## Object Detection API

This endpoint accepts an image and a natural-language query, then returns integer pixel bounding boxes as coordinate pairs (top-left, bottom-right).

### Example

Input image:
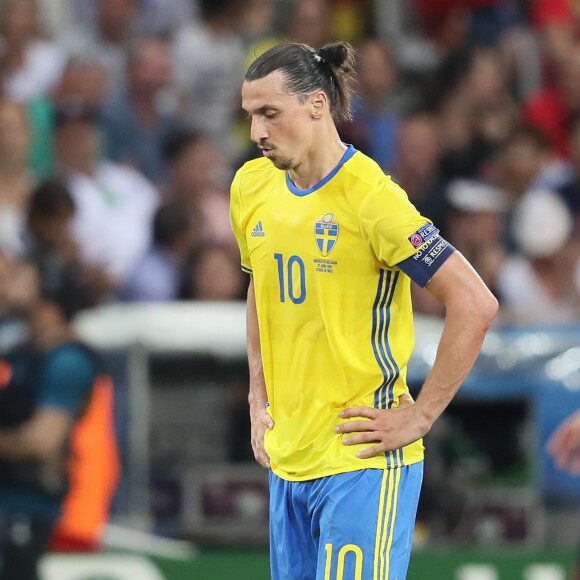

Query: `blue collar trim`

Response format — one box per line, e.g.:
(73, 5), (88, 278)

(286, 144), (357, 197)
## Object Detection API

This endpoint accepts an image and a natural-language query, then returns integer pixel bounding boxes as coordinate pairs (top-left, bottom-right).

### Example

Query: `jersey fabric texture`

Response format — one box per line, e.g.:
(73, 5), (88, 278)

(269, 464), (423, 580)
(230, 145), (454, 481)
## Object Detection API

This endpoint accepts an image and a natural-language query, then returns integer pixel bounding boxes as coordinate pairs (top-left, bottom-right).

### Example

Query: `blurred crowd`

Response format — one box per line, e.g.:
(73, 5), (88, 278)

(0, 0), (578, 326)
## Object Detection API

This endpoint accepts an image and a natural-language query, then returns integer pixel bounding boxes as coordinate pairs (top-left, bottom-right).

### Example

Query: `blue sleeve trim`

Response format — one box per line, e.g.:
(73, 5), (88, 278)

(397, 235), (456, 288)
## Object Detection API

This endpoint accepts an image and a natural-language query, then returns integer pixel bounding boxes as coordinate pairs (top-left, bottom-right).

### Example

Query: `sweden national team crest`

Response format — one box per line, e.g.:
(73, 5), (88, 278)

(315, 213), (339, 256)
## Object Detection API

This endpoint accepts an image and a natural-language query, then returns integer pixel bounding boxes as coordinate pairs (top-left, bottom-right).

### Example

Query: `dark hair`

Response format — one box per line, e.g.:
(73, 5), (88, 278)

(245, 42), (358, 122)
(28, 178), (75, 223)
(161, 129), (202, 165)
(199, 0), (238, 19)
(504, 124), (548, 152)
(153, 201), (190, 248)
(53, 99), (100, 129)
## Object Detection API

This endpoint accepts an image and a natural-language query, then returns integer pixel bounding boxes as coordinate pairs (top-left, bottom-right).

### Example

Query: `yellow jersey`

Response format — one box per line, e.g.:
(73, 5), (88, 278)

(230, 146), (449, 481)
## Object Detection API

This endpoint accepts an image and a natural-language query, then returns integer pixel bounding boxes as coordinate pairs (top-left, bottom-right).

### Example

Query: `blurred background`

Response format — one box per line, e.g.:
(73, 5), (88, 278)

(0, 0), (579, 578)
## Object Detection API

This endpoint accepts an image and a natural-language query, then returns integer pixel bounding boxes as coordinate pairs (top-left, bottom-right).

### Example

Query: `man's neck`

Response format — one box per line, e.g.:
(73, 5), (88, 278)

(289, 135), (347, 190)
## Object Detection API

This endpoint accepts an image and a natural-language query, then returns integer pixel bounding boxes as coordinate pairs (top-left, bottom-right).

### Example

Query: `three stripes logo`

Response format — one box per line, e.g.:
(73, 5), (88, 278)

(251, 221), (266, 237)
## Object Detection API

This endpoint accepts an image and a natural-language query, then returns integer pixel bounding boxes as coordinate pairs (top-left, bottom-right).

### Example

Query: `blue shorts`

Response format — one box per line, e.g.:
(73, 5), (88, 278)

(269, 463), (423, 580)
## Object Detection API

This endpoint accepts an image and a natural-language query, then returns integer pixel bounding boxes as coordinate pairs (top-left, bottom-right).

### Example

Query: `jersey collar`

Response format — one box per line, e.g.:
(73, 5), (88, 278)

(286, 144), (357, 197)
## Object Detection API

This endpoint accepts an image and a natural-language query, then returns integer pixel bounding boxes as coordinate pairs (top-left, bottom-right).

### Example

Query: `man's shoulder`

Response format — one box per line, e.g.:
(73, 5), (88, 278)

(234, 157), (278, 187)
(342, 149), (397, 198)
(48, 342), (99, 371)
(344, 149), (389, 188)
(237, 156), (274, 174)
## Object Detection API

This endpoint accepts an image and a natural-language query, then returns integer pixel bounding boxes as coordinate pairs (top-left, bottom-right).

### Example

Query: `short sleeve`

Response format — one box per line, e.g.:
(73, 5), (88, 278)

(37, 345), (97, 416)
(359, 179), (437, 268)
(230, 169), (252, 274)
(359, 178), (456, 286)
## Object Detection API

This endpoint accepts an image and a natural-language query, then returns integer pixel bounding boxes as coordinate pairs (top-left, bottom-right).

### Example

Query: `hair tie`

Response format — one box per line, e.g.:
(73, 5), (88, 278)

(313, 51), (325, 64)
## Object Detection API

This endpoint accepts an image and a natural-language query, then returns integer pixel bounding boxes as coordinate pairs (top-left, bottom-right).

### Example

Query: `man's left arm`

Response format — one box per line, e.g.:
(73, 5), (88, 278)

(0, 345), (96, 463)
(0, 409), (73, 462)
(337, 252), (498, 458)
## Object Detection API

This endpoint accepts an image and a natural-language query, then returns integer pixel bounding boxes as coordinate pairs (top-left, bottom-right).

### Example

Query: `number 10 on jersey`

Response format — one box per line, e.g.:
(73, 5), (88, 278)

(274, 253), (306, 304)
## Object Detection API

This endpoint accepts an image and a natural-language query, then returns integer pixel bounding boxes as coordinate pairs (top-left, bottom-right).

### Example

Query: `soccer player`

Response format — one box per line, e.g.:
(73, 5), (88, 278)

(230, 41), (498, 580)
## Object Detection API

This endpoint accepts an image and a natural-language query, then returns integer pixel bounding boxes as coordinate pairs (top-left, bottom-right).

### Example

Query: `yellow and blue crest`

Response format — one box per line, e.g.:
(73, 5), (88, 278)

(315, 212), (339, 256)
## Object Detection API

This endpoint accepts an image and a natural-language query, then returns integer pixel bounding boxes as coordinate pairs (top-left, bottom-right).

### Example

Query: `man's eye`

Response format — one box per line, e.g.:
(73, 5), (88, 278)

(264, 111), (277, 119)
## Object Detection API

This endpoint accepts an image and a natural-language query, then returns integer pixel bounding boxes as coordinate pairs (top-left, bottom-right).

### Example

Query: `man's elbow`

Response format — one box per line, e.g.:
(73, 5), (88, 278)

(448, 287), (499, 332)
(481, 293), (499, 330)
(471, 290), (499, 333)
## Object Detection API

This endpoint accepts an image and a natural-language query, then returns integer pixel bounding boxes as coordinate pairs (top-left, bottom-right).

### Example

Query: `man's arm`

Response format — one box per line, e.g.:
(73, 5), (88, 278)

(247, 278), (274, 469)
(0, 408), (73, 462)
(547, 410), (580, 474)
(337, 252), (498, 457)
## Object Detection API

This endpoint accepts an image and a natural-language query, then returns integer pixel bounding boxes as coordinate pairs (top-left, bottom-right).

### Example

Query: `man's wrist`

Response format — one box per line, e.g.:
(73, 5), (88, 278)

(248, 389), (267, 410)
(413, 399), (440, 434)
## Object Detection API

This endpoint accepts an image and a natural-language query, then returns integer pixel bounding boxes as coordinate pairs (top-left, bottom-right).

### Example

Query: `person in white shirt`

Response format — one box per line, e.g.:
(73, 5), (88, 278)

(0, 0), (66, 103)
(496, 190), (580, 325)
(53, 101), (158, 291)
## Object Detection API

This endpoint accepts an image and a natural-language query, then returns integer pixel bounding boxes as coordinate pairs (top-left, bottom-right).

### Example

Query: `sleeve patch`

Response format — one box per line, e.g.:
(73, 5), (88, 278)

(408, 223), (438, 248)
(397, 235), (456, 287)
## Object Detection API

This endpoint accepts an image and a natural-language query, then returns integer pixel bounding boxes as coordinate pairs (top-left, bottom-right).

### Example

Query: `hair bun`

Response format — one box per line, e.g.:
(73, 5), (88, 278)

(318, 42), (351, 68)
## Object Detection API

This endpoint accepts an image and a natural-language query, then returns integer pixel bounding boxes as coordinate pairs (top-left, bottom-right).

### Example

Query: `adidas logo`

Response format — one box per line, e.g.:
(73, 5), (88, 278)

(251, 221), (266, 237)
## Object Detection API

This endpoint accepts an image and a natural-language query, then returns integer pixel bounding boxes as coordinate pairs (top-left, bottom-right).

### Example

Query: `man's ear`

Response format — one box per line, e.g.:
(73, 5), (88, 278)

(310, 90), (328, 119)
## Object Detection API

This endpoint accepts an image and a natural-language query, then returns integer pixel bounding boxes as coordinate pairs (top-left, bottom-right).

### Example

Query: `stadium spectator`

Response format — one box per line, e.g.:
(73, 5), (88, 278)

(61, 0), (137, 98)
(556, 116), (580, 236)
(391, 112), (449, 225)
(132, 0), (194, 38)
(101, 36), (181, 186)
(163, 131), (236, 250)
(186, 243), (246, 301)
(523, 41), (580, 158)
(0, 294), (106, 580)
(409, 179), (507, 317)
(338, 38), (402, 172)
(25, 178), (104, 311)
(0, 99), (33, 259)
(172, 0), (244, 160)
(0, 297), (108, 580)
(27, 55), (110, 179)
(0, 254), (39, 320)
(52, 56), (109, 112)
(527, 0), (577, 74)
(0, 0), (66, 103)
(286, 0), (332, 49)
(494, 124), (569, 249)
(496, 189), (580, 324)
(122, 201), (196, 302)
(444, 179), (507, 292)
(438, 46), (520, 182)
(53, 100), (158, 292)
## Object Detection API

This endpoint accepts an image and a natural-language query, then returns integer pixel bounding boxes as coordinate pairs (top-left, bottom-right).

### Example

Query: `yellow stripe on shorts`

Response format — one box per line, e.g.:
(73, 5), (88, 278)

(374, 458), (403, 580)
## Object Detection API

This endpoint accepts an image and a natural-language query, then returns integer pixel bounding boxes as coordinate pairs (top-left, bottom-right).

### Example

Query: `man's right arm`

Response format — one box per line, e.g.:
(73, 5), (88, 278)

(247, 278), (274, 469)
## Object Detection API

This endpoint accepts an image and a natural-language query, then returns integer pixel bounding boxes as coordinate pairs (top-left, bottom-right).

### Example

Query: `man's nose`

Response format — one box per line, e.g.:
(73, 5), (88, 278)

(250, 117), (268, 144)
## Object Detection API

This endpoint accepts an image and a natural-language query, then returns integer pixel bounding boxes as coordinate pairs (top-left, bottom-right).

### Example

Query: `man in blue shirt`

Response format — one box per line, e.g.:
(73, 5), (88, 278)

(0, 299), (101, 580)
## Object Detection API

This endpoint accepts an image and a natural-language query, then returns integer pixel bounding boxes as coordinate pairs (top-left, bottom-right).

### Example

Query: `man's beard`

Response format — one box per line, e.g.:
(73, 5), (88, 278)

(271, 155), (293, 170)
(260, 142), (293, 170)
